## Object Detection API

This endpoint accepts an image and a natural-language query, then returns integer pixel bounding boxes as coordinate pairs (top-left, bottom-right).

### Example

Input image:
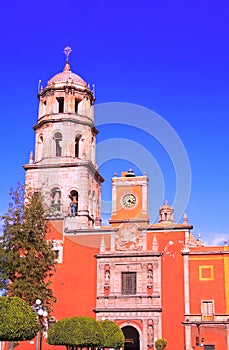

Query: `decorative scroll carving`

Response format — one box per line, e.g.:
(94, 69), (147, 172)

(147, 263), (153, 289)
(147, 319), (154, 348)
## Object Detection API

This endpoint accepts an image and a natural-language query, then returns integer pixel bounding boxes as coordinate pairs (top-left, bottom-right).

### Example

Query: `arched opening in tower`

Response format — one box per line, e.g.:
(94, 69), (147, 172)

(69, 190), (78, 216)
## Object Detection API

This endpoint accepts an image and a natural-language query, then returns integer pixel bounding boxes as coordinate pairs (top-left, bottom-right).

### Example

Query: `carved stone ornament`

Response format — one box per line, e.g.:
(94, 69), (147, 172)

(104, 264), (110, 289)
(147, 319), (154, 348)
(115, 223), (143, 251)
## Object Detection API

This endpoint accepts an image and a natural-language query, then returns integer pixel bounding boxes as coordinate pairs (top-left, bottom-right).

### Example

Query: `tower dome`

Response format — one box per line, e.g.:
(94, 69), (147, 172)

(47, 61), (87, 87)
(37, 54), (95, 122)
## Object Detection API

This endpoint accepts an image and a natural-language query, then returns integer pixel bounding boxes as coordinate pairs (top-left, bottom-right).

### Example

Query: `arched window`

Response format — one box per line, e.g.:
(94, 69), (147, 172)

(37, 134), (43, 160)
(57, 97), (64, 113)
(75, 136), (81, 158)
(54, 132), (62, 157)
(75, 99), (79, 114)
(69, 190), (78, 216)
(43, 101), (47, 115)
(51, 187), (61, 211)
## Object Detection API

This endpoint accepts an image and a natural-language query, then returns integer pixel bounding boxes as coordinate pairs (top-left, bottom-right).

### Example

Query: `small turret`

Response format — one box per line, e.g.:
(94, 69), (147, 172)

(159, 200), (174, 223)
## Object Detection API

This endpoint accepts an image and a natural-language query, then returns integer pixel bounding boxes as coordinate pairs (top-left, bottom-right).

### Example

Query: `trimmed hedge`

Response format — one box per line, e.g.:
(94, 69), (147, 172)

(0, 296), (39, 341)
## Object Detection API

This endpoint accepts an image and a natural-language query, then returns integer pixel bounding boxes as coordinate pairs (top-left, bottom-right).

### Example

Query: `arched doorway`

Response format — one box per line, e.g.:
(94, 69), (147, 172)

(122, 326), (140, 350)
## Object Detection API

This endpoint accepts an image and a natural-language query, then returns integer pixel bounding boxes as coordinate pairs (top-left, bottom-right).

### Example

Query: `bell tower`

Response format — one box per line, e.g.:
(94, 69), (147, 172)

(24, 48), (103, 228)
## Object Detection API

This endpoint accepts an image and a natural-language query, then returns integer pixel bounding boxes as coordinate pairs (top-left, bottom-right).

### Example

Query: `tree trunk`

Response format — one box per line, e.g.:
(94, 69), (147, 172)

(8, 342), (14, 350)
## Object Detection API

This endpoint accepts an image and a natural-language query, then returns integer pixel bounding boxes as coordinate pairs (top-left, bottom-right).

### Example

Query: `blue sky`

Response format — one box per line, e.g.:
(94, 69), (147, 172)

(1, 0), (229, 245)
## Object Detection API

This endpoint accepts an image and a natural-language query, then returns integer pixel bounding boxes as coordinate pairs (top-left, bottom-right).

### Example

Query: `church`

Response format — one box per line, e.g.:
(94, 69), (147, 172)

(22, 49), (229, 350)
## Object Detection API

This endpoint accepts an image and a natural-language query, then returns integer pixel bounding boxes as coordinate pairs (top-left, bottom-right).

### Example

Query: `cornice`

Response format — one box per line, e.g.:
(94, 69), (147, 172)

(93, 307), (162, 313)
(23, 160), (104, 182)
(33, 113), (95, 130)
(139, 224), (193, 231)
(95, 251), (162, 258)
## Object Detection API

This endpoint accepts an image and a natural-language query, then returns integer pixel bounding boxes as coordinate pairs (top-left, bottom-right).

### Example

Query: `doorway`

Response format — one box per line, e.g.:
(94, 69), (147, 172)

(122, 326), (140, 350)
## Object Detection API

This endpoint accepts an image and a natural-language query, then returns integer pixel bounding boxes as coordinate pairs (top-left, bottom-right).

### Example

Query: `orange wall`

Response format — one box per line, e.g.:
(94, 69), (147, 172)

(17, 222), (99, 350)
(51, 237), (98, 320)
(45, 221), (99, 318)
(148, 230), (186, 350)
(189, 256), (226, 314)
(190, 323), (227, 349)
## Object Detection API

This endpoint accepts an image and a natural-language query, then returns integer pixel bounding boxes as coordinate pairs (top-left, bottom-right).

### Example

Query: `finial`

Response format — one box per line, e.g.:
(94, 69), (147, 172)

(63, 46), (72, 62)
(100, 236), (106, 253)
(197, 233), (203, 247)
(38, 80), (42, 93)
(183, 212), (188, 224)
(92, 84), (96, 97)
(29, 151), (34, 164)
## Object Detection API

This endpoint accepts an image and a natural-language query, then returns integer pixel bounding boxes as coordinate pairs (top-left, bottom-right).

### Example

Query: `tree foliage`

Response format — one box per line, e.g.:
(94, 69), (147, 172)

(47, 316), (104, 350)
(98, 320), (125, 348)
(0, 296), (39, 341)
(0, 184), (57, 312)
(155, 338), (167, 350)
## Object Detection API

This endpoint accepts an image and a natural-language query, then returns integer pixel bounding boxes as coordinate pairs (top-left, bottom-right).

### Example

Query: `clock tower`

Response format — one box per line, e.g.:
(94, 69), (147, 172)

(95, 169), (162, 349)
(109, 169), (149, 226)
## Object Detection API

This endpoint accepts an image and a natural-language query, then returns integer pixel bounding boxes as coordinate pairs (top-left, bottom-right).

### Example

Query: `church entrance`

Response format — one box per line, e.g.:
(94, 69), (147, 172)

(122, 326), (140, 350)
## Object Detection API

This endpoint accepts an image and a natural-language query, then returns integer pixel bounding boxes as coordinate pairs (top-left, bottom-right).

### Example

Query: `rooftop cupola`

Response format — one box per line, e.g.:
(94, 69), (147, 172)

(159, 200), (174, 223)
(125, 168), (136, 177)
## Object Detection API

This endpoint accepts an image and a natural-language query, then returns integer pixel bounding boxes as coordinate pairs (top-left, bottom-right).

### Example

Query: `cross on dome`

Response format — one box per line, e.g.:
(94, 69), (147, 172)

(63, 46), (72, 62)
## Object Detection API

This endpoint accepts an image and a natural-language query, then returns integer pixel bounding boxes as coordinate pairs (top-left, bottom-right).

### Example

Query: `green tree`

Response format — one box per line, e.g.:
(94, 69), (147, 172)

(98, 320), (125, 348)
(155, 338), (167, 350)
(47, 316), (104, 350)
(0, 184), (57, 312)
(0, 296), (39, 341)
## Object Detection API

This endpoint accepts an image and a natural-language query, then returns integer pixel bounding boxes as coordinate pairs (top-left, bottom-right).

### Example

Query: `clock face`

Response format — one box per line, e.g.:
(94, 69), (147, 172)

(122, 193), (137, 208)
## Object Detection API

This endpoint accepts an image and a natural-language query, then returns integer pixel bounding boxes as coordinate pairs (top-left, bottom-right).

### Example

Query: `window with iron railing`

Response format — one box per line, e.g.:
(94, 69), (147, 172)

(122, 272), (136, 295)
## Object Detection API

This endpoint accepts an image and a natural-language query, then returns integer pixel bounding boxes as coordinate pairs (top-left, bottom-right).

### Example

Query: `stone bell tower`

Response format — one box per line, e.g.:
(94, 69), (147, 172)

(24, 47), (103, 228)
